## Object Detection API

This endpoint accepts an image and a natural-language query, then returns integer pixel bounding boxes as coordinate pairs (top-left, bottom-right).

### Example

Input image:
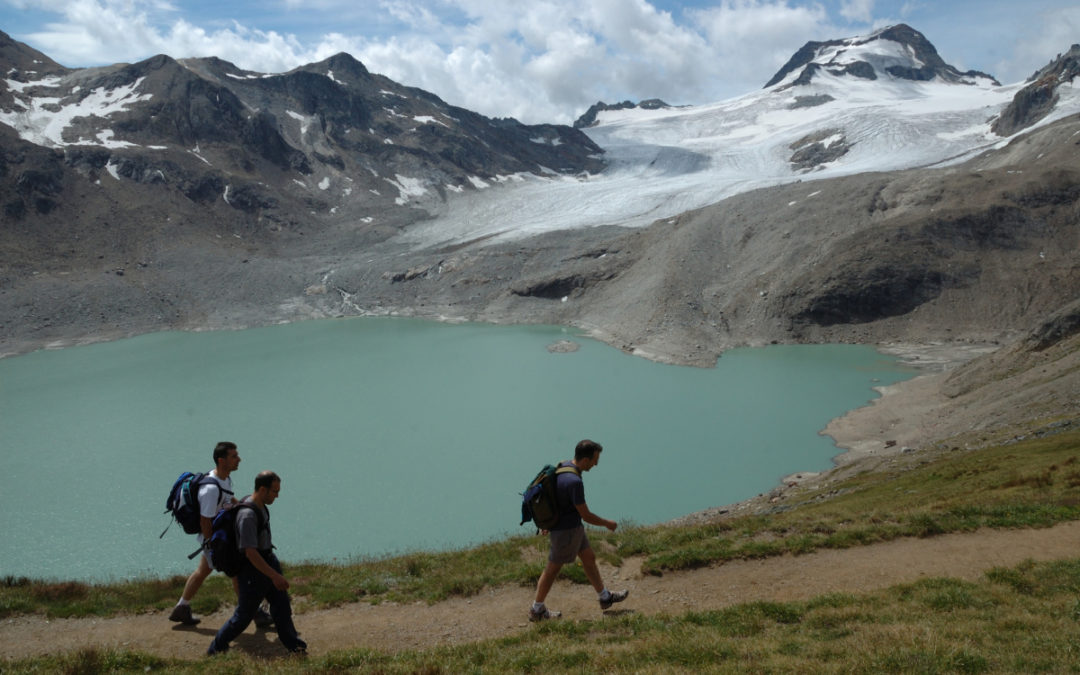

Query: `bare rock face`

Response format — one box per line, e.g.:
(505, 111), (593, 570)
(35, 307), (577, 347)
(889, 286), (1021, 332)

(993, 45), (1080, 136)
(788, 129), (851, 172)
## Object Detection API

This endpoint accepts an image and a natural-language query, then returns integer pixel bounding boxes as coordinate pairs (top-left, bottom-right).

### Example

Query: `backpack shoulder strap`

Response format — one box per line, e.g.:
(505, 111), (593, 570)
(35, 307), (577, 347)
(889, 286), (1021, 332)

(555, 465), (581, 476)
(233, 500), (268, 532)
(204, 475), (235, 499)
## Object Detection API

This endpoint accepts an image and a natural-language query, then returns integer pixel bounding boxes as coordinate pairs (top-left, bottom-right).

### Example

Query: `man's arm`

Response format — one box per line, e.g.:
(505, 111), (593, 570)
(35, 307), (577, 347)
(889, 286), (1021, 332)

(200, 516), (213, 541)
(575, 502), (617, 531)
(244, 548), (289, 590)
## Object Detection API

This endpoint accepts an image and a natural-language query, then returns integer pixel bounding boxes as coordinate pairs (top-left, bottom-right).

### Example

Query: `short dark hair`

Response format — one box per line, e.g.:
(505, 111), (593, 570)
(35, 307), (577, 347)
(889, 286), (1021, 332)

(575, 439), (603, 460)
(254, 470), (280, 491)
(212, 441), (237, 465)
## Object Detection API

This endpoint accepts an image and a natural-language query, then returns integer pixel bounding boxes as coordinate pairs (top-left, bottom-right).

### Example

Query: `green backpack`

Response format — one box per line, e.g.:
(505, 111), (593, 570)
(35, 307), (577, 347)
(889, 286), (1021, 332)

(520, 464), (581, 531)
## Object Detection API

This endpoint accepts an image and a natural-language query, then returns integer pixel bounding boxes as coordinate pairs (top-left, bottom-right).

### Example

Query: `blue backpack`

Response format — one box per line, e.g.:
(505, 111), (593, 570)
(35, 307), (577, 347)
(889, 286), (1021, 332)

(520, 464), (580, 531)
(207, 501), (268, 576)
(160, 471), (232, 538)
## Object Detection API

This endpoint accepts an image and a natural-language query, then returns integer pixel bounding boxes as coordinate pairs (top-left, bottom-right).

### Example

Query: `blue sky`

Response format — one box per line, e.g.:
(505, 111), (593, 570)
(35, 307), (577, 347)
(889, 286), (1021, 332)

(1, 1), (1077, 124)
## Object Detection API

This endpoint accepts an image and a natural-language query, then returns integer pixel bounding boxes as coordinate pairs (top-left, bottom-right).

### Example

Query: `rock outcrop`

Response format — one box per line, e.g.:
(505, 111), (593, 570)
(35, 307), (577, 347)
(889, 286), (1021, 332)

(573, 98), (672, 128)
(993, 44), (1080, 136)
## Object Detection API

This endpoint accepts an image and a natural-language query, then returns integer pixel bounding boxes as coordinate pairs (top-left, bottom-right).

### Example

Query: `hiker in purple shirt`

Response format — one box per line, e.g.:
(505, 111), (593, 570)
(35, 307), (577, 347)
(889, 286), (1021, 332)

(529, 439), (629, 621)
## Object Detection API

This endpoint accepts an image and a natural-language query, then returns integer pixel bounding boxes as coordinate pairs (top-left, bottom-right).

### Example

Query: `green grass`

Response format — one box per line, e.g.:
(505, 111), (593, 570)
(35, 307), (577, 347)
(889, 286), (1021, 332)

(3, 428), (1080, 672)
(8, 559), (1080, 673)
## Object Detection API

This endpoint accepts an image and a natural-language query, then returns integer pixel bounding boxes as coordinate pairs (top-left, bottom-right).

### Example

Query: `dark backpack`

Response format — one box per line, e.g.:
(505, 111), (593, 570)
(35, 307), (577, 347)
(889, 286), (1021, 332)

(520, 464), (581, 531)
(206, 501), (268, 577)
(160, 471), (233, 539)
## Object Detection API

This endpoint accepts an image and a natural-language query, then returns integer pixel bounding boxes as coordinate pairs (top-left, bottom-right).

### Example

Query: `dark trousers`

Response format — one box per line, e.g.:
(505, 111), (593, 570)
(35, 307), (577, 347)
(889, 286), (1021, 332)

(209, 553), (303, 654)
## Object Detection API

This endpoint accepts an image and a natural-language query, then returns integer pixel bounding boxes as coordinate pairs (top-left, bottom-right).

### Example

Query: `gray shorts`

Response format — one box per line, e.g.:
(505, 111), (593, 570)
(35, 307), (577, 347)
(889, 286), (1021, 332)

(549, 525), (590, 564)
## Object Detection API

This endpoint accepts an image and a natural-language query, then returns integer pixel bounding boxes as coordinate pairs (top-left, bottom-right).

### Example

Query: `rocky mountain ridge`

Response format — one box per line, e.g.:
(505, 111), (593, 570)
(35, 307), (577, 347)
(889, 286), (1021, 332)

(0, 29), (603, 235)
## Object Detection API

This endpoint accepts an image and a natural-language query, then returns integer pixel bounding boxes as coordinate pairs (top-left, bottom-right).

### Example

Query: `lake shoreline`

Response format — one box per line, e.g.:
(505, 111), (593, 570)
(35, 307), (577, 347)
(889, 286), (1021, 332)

(669, 341), (998, 526)
(1, 319), (920, 582)
(1, 317), (998, 554)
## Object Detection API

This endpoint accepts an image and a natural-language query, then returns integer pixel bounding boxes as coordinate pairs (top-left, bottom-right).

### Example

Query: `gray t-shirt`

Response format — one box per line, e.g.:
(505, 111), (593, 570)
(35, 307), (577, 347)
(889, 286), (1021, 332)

(553, 461), (584, 531)
(235, 499), (271, 552)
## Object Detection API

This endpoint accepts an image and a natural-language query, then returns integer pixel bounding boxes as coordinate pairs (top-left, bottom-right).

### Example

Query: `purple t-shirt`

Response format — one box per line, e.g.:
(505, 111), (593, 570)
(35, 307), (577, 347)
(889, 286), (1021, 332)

(552, 461), (584, 531)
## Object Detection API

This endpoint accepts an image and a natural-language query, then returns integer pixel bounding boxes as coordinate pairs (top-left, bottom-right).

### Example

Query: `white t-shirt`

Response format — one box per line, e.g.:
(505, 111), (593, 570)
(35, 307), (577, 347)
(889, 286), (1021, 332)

(196, 470), (234, 543)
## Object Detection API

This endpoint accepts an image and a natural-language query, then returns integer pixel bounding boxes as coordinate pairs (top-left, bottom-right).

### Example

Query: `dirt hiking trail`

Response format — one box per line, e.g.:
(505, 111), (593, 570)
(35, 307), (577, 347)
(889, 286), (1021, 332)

(3, 521), (1079, 661)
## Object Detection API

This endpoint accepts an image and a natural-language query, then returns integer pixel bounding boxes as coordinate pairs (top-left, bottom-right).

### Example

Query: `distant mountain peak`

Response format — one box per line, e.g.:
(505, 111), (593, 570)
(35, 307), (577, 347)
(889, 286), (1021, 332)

(764, 23), (999, 90)
(296, 52), (372, 83)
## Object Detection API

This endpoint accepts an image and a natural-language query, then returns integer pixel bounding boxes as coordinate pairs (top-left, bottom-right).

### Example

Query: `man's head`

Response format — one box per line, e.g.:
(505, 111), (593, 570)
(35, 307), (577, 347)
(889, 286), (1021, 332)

(253, 470), (281, 505)
(574, 439), (603, 470)
(212, 442), (240, 474)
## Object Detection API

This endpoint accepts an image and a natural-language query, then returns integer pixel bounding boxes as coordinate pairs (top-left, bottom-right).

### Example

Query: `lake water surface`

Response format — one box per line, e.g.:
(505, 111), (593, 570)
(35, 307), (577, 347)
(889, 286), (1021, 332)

(0, 318), (914, 581)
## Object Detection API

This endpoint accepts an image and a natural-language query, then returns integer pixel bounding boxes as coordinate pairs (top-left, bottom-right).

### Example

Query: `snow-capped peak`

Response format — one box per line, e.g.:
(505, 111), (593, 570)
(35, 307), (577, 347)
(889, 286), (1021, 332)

(765, 24), (999, 91)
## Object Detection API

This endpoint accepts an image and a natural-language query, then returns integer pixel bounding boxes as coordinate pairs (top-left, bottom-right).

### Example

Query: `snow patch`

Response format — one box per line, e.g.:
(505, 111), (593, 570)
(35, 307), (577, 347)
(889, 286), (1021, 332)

(94, 129), (137, 148)
(286, 110), (311, 136)
(0, 76), (152, 148)
(386, 175), (428, 205)
(413, 115), (448, 127)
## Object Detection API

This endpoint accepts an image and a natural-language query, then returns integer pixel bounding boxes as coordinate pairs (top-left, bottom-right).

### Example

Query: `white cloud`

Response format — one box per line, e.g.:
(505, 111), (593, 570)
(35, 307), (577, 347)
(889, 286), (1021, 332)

(3, 0), (1079, 125)
(1003, 6), (1080, 82)
(840, 0), (875, 24)
(689, 1), (834, 93)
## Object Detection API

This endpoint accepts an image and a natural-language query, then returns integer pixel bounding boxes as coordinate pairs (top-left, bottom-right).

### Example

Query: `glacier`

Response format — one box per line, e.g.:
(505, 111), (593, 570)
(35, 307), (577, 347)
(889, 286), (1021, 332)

(397, 73), (1079, 249)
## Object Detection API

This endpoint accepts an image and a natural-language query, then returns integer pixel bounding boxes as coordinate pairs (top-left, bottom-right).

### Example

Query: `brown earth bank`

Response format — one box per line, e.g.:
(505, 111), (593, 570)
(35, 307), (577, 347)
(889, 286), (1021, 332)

(3, 522), (1080, 661)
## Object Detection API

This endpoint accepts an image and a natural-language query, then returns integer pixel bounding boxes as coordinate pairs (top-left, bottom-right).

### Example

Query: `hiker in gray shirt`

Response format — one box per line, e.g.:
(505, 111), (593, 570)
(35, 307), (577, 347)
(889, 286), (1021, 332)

(529, 439), (629, 621)
(207, 471), (307, 656)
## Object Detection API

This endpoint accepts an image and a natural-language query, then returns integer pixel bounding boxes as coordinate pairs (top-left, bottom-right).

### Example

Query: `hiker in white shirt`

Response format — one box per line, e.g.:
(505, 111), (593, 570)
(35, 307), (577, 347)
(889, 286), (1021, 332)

(168, 442), (246, 626)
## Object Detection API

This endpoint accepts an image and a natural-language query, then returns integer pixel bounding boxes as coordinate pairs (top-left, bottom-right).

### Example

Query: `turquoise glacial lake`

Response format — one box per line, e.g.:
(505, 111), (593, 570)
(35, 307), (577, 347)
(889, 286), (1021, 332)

(0, 318), (915, 582)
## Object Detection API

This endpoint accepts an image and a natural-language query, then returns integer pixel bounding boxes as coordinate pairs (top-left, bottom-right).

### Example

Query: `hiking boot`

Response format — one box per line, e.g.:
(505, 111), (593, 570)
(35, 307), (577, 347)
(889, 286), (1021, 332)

(600, 589), (629, 610)
(254, 606), (274, 628)
(168, 603), (201, 626)
(528, 605), (561, 622)
(288, 638), (308, 656)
